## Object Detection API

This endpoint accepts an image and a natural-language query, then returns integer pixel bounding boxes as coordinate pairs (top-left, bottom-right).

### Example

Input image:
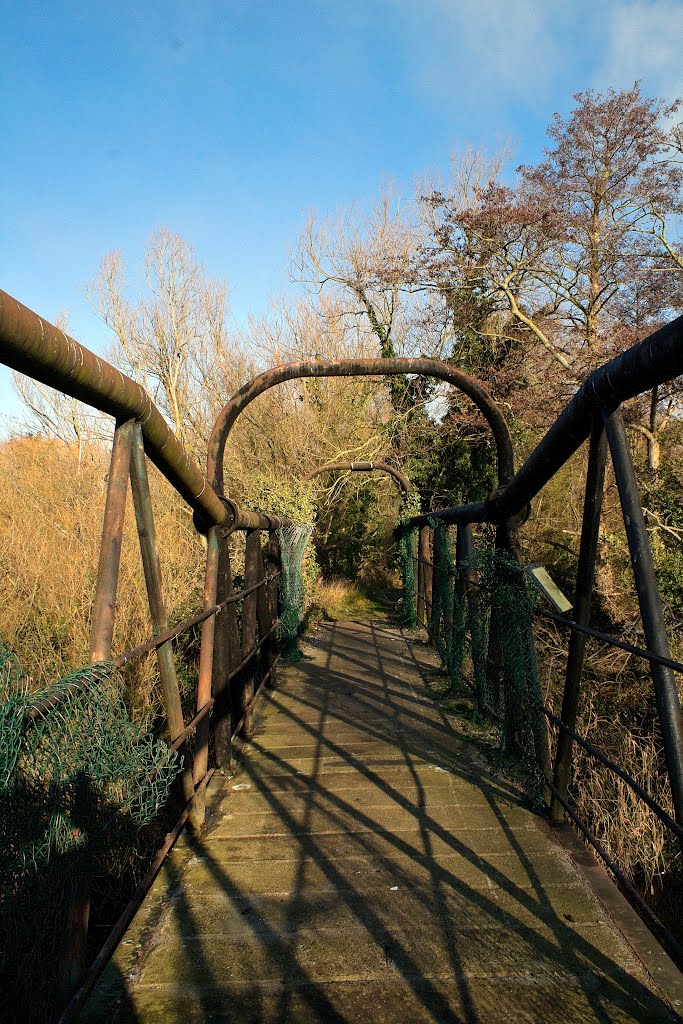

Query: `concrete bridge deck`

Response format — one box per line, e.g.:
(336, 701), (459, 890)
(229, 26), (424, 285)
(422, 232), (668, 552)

(84, 619), (681, 1023)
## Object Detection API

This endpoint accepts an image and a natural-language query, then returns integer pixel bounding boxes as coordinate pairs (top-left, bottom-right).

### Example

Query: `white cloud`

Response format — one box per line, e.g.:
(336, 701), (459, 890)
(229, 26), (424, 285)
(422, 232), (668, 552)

(384, 0), (580, 114)
(596, 1), (683, 102)
(384, 0), (683, 122)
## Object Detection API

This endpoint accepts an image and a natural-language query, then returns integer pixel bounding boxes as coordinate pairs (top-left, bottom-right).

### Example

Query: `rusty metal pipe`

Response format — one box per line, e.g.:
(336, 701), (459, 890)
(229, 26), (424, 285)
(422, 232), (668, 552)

(606, 409), (683, 828)
(0, 290), (291, 534)
(191, 525), (220, 829)
(212, 532), (240, 769)
(265, 530), (280, 689)
(407, 313), (683, 530)
(89, 420), (135, 662)
(304, 461), (412, 493)
(238, 529), (261, 740)
(129, 423), (195, 805)
(550, 418), (607, 823)
(207, 358), (514, 494)
(57, 418), (134, 1012)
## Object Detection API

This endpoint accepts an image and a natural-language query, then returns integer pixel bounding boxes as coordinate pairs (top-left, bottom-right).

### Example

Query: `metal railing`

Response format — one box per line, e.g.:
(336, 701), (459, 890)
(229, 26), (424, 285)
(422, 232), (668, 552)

(405, 313), (683, 962)
(3, 283), (683, 1007)
(0, 290), (291, 1018)
(304, 460), (412, 493)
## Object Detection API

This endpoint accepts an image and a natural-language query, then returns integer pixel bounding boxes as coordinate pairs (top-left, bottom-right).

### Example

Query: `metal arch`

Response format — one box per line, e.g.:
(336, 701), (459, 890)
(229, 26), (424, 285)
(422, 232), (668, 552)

(207, 357), (515, 494)
(304, 460), (412, 493)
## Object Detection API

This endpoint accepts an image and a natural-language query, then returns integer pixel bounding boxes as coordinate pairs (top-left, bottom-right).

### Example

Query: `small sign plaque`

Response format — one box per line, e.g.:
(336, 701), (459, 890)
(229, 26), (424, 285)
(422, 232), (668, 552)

(525, 563), (573, 614)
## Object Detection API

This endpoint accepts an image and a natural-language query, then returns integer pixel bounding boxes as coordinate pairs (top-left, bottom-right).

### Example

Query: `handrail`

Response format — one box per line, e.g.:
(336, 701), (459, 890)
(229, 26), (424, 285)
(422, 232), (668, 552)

(304, 460), (412, 493)
(0, 289), (291, 534)
(207, 357), (515, 493)
(0, 289), (296, 1013)
(406, 314), (683, 529)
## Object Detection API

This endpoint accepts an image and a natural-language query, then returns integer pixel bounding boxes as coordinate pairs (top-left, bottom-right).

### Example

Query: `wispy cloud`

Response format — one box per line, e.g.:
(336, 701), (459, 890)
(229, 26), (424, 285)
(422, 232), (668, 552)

(384, 0), (584, 115)
(596, 1), (683, 102)
(385, 0), (683, 121)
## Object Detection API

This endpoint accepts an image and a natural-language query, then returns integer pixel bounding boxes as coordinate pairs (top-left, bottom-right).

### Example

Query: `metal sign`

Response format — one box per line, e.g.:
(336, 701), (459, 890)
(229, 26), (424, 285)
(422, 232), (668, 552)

(525, 563), (573, 613)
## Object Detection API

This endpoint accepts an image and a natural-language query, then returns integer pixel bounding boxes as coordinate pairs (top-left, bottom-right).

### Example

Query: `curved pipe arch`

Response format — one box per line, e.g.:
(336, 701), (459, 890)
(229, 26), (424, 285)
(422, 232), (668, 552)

(207, 358), (514, 495)
(304, 460), (412, 493)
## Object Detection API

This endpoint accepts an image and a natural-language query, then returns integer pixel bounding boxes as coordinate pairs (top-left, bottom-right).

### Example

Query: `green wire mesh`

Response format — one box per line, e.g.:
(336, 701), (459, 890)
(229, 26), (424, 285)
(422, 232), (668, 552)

(401, 524), (549, 801)
(398, 525), (417, 627)
(475, 545), (549, 798)
(0, 647), (180, 879)
(277, 523), (314, 659)
(0, 644), (181, 1021)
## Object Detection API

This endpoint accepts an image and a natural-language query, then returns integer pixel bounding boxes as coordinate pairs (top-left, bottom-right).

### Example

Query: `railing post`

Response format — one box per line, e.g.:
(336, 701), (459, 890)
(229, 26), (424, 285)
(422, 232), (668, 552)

(89, 421), (135, 662)
(128, 424), (194, 805)
(456, 523), (487, 711)
(430, 524), (441, 640)
(417, 525), (431, 627)
(605, 408), (683, 826)
(266, 528), (281, 688)
(416, 529), (425, 626)
(192, 524), (220, 829)
(550, 418), (607, 823)
(57, 418), (135, 1013)
(239, 528), (260, 740)
(213, 532), (240, 769)
(254, 534), (271, 680)
(425, 527), (433, 628)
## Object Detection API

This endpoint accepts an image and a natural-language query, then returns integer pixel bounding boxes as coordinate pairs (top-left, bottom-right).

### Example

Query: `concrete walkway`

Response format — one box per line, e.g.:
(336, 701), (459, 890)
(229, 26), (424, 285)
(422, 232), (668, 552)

(85, 620), (681, 1023)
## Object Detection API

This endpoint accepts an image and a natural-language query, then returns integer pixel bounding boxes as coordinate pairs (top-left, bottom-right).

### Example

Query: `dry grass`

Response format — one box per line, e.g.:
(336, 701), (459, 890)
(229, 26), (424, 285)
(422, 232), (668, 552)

(0, 436), (205, 725)
(571, 700), (680, 890)
(308, 577), (386, 622)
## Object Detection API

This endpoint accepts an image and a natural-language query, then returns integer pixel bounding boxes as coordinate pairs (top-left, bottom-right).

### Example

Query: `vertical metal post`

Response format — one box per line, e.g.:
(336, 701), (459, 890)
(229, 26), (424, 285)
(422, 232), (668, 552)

(416, 530), (425, 626)
(128, 424), (194, 804)
(455, 523), (474, 589)
(57, 419), (135, 1012)
(430, 524), (441, 639)
(550, 419), (607, 822)
(239, 529), (260, 740)
(418, 525), (431, 627)
(89, 421), (135, 662)
(266, 528), (280, 688)
(192, 525), (220, 829)
(605, 408), (683, 826)
(456, 523), (486, 711)
(411, 529), (419, 628)
(443, 526), (454, 638)
(255, 536), (270, 675)
(425, 527), (433, 626)
(213, 533), (239, 769)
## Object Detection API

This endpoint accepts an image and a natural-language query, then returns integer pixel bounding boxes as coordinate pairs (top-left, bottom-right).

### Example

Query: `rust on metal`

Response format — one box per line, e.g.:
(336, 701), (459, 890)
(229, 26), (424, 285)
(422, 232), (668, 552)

(304, 460), (412, 493)
(191, 525), (220, 829)
(55, 770), (215, 1024)
(58, 417), (135, 1012)
(237, 529), (261, 740)
(129, 423), (195, 804)
(207, 358), (515, 494)
(230, 657), (280, 740)
(406, 312), (683, 531)
(212, 530), (238, 769)
(0, 289), (292, 535)
(169, 699), (215, 753)
(89, 420), (135, 662)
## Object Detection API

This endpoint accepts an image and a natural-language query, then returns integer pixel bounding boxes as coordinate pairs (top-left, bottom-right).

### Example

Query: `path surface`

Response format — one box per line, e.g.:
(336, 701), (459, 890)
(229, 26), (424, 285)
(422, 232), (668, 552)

(84, 620), (680, 1023)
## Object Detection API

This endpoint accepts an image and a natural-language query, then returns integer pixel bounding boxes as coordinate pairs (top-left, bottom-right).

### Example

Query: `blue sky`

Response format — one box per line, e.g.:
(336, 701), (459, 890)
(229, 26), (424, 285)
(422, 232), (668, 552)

(2, 0), (683, 428)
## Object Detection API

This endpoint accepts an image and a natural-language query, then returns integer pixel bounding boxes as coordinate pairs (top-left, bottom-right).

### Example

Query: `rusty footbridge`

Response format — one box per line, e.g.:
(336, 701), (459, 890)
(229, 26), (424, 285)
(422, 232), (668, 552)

(1, 288), (683, 1022)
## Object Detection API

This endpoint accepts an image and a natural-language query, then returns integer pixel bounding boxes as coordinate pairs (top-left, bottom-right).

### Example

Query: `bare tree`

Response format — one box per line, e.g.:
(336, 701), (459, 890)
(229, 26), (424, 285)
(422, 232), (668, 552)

(86, 228), (234, 459)
(11, 312), (109, 464)
(412, 86), (683, 449)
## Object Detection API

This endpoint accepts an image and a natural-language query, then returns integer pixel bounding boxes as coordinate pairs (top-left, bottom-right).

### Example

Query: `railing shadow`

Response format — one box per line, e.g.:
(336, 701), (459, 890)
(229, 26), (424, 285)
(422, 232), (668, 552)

(88, 618), (677, 1023)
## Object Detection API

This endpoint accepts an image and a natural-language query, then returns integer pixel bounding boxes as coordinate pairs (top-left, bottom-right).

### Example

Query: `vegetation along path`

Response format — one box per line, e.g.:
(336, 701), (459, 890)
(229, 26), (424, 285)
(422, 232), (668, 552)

(84, 620), (682, 1023)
